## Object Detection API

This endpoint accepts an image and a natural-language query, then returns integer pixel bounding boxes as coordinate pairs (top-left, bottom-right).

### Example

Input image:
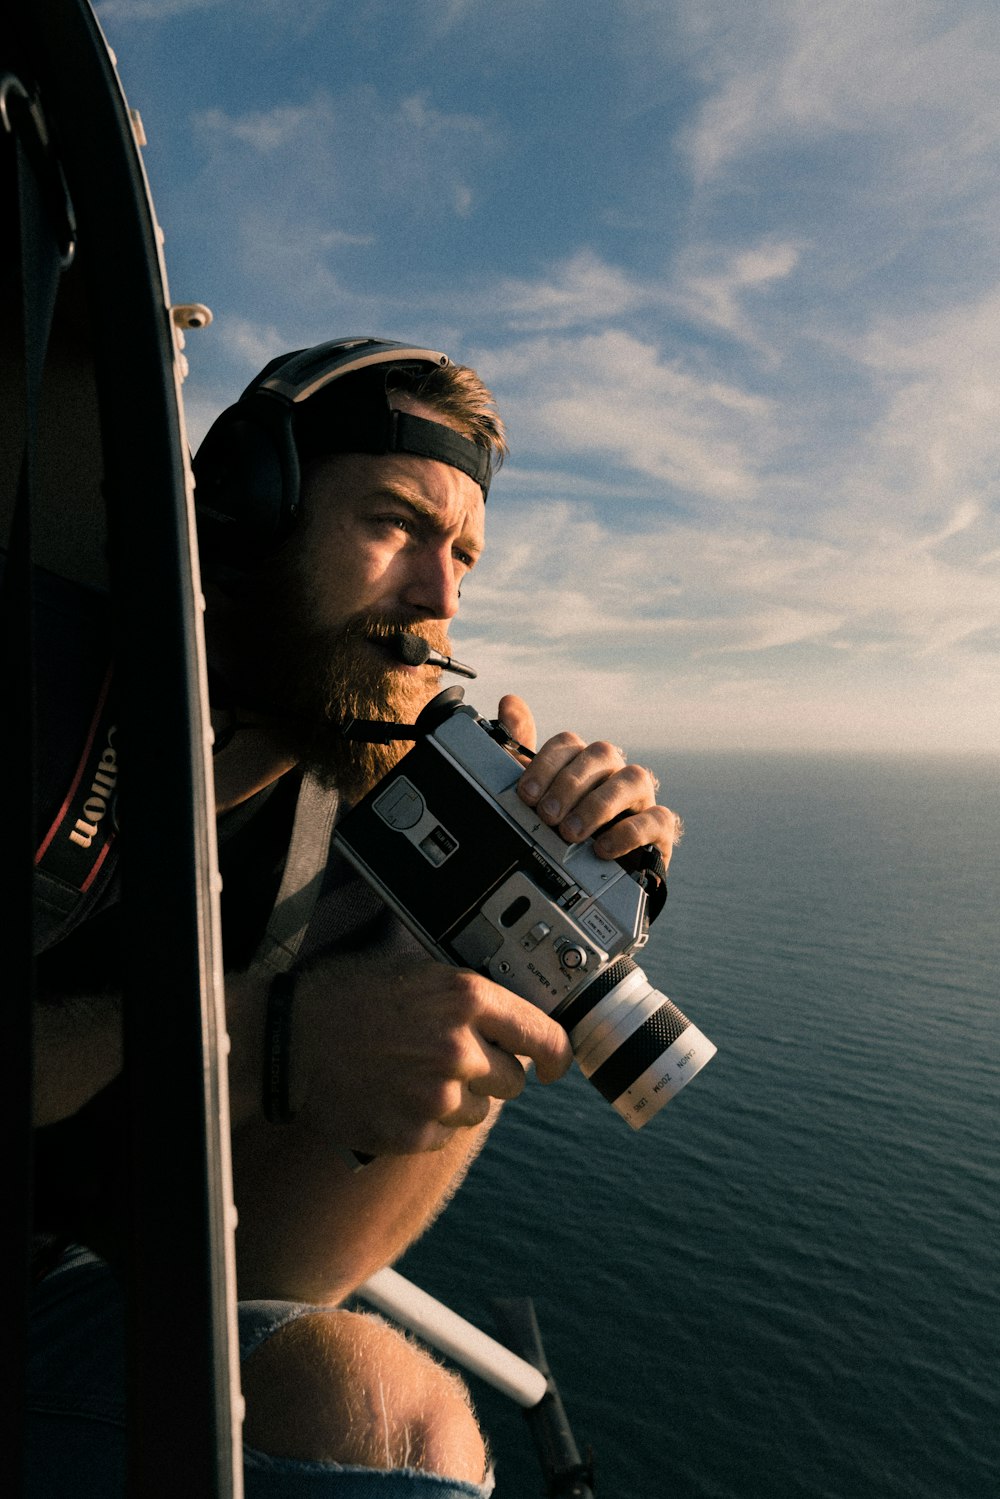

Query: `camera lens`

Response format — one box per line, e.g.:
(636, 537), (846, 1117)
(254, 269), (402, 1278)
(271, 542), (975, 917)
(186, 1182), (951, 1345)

(554, 958), (716, 1129)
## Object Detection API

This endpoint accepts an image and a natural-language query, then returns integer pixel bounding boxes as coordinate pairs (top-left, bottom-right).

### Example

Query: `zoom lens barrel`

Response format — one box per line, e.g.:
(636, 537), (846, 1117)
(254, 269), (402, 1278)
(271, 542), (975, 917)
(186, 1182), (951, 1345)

(554, 958), (716, 1129)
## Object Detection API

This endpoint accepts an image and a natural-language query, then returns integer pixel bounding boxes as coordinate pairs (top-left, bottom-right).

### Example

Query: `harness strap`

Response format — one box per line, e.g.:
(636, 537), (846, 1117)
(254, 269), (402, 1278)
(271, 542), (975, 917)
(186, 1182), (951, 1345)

(251, 774), (381, 1169)
(254, 771), (340, 973)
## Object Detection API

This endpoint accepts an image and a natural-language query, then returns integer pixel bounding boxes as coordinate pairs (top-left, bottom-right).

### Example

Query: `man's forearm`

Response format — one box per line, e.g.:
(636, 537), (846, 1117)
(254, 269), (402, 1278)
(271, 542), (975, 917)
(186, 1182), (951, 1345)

(230, 1104), (499, 1305)
(221, 949), (564, 1304)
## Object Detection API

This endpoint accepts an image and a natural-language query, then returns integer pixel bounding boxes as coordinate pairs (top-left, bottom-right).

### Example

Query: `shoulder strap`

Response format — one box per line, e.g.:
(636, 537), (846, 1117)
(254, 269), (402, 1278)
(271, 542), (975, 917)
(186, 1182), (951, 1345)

(254, 770), (340, 973)
(34, 662), (118, 895)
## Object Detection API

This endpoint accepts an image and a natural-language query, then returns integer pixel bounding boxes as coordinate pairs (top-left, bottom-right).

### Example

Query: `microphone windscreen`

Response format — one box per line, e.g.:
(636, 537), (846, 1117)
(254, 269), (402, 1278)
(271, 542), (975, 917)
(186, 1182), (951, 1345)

(386, 632), (431, 666)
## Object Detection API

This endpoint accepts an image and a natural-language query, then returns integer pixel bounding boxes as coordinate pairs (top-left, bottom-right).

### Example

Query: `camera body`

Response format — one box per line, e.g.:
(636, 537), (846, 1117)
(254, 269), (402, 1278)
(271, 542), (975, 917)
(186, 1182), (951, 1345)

(333, 690), (715, 1128)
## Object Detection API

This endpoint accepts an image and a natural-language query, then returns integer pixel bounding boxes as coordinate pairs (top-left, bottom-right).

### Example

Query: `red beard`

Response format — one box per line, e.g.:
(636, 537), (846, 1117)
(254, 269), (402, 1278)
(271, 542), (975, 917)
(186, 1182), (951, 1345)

(223, 564), (454, 801)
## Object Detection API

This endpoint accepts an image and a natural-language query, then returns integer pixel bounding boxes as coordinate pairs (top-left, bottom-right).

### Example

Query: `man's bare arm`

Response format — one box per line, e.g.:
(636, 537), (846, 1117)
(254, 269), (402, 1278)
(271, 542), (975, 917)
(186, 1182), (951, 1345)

(225, 952), (572, 1303)
(226, 953), (571, 1152)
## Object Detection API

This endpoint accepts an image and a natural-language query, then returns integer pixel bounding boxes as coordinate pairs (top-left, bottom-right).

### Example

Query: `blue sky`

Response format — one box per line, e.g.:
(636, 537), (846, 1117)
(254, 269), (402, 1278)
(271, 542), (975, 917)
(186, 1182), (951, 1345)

(98, 0), (1000, 753)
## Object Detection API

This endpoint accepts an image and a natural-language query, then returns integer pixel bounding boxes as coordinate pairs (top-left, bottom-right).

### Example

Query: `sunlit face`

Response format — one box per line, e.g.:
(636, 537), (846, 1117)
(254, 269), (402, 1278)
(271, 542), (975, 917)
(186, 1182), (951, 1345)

(236, 396), (487, 798)
(295, 393), (486, 644)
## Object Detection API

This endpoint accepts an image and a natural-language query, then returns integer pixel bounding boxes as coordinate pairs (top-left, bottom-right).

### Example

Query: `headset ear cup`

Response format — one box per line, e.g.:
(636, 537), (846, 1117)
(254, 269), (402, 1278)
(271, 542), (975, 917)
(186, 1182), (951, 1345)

(193, 395), (300, 564)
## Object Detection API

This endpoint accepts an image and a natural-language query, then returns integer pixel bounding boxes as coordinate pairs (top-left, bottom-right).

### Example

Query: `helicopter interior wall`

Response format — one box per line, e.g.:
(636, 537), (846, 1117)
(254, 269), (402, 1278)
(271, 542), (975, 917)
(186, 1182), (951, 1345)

(2, 149), (109, 594)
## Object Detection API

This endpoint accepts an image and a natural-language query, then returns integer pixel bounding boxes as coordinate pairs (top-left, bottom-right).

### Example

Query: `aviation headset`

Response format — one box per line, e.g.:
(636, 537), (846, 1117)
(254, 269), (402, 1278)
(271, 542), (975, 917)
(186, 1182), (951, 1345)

(192, 336), (494, 566)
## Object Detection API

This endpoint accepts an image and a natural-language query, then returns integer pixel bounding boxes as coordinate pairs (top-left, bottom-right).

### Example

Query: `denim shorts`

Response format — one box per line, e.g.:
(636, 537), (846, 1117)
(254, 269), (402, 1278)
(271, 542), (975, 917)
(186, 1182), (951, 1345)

(27, 1246), (494, 1499)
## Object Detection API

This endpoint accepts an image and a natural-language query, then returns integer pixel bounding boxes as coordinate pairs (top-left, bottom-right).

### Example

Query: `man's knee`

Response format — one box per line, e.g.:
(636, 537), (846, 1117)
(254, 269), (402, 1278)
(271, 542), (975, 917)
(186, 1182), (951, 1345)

(241, 1308), (488, 1484)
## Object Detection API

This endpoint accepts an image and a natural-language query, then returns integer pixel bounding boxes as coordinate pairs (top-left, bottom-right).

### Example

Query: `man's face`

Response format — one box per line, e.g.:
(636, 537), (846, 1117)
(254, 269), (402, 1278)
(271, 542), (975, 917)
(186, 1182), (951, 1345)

(240, 396), (487, 798)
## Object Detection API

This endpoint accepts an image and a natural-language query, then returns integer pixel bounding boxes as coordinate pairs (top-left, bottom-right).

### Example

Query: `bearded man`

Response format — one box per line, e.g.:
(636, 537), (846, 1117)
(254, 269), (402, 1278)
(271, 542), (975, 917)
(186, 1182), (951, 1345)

(29, 340), (682, 1497)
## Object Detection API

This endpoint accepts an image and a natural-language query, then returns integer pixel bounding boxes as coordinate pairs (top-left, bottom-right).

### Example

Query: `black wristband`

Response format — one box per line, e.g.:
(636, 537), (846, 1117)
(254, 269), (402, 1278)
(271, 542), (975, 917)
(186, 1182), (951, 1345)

(263, 969), (298, 1124)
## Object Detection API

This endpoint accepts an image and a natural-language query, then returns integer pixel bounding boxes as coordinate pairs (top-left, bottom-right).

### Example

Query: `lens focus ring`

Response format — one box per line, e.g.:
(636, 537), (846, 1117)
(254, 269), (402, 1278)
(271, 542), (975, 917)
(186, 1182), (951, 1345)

(555, 956), (636, 1034)
(586, 998), (691, 1104)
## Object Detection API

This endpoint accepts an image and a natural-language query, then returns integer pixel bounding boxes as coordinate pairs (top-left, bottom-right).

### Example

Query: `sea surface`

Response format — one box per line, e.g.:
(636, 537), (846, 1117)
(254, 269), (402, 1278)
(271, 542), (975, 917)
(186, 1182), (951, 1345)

(396, 753), (999, 1499)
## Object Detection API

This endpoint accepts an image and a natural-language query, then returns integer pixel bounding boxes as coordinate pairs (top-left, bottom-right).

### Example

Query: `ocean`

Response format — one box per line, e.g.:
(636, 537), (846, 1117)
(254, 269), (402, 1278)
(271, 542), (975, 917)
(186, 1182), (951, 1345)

(396, 753), (1000, 1499)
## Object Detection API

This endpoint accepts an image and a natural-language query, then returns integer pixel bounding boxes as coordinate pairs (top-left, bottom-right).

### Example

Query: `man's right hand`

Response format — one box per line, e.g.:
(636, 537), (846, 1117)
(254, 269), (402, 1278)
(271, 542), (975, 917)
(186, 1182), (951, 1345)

(230, 954), (573, 1156)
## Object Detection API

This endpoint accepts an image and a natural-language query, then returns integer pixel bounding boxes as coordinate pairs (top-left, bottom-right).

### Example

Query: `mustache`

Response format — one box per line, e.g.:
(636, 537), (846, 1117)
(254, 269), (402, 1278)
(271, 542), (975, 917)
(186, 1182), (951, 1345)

(310, 610), (451, 720)
(349, 612), (452, 655)
(353, 618), (476, 678)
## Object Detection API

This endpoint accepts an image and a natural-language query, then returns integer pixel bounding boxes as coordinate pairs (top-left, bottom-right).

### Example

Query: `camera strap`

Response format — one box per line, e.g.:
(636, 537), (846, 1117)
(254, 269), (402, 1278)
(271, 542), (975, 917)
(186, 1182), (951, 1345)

(622, 844), (668, 922)
(484, 719), (535, 761)
(339, 716), (422, 742)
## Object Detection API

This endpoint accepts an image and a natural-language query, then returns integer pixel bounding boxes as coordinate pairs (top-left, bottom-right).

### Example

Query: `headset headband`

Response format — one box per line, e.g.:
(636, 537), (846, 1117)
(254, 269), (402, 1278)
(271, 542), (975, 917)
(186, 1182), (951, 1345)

(255, 339), (446, 401)
(193, 337), (494, 565)
(249, 337), (493, 498)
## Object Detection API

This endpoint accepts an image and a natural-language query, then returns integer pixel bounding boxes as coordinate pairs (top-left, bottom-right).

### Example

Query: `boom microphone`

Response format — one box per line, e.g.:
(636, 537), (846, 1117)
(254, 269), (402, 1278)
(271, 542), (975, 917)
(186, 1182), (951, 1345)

(385, 632), (477, 679)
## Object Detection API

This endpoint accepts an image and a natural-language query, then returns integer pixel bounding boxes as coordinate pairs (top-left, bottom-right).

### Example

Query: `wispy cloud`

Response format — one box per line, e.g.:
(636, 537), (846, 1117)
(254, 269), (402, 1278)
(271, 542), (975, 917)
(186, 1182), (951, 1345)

(669, 241), (802, 352)
(178, 86), (497, 325)
(452, 494), (1000, 749)
(673, 0), (1000, 195)
(466, 497), (998, 656)
(498, 251), (648, 331)
(97, 0), (329, 24)
(192, 86), (492, 217)
(97, 0), (220, 19)
(105, 0), (1000, 751)
(480, 330), (776, 503)
(849, 286), (1000, 517)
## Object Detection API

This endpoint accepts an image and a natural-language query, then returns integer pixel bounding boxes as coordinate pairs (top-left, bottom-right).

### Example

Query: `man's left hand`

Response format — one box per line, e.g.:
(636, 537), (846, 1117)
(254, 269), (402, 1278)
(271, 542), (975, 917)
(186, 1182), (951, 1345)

(497, 693), (683, 869)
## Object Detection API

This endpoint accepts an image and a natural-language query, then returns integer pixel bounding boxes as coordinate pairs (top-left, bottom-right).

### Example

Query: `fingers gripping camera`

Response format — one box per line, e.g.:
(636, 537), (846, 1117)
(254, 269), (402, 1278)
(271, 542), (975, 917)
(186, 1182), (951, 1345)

(333, 691), (716, 1129)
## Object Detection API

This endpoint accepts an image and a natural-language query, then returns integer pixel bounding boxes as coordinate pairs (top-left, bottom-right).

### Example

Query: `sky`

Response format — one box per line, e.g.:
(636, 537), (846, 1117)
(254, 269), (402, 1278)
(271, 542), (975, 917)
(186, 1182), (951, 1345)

(95, 0), (1000, 754)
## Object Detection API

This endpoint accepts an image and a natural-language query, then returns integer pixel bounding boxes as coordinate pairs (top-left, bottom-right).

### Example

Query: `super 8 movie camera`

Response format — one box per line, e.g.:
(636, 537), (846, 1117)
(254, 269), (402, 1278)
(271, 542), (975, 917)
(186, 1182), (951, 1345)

(333, 688), (716, 1128)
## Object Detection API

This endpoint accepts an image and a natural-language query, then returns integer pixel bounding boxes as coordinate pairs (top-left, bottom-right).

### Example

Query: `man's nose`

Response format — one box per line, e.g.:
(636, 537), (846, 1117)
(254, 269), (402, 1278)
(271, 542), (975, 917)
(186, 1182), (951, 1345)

(399, 544), (461, 620)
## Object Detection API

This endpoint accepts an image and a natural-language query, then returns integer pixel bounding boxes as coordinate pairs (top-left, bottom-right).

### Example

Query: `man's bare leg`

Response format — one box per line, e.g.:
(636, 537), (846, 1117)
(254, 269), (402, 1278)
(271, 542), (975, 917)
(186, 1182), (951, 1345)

(241, 1307), (489, 1484)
